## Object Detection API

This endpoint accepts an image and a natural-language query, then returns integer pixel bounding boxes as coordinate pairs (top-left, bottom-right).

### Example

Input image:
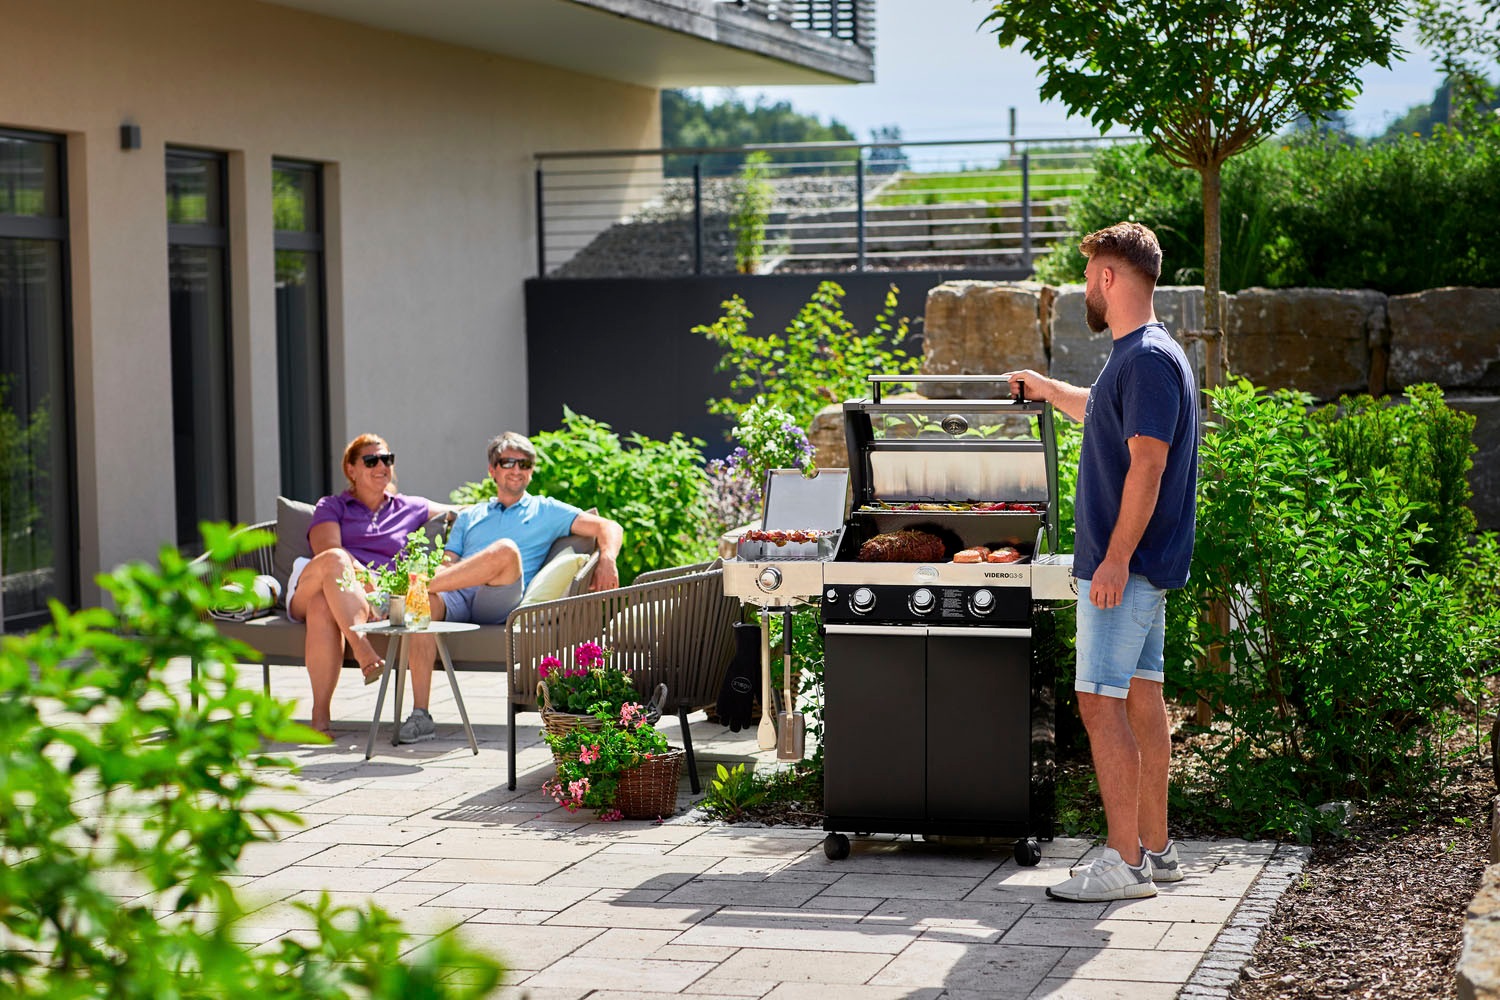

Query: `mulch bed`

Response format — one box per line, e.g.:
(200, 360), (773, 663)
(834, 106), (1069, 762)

(1229, 752), (1492, 1000)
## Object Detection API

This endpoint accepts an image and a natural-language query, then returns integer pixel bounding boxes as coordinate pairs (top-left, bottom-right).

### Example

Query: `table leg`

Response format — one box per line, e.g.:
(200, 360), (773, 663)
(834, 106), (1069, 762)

(365, 635), (401, 760)
(392, 634), (408, 746)
(437, 637), (479, 756)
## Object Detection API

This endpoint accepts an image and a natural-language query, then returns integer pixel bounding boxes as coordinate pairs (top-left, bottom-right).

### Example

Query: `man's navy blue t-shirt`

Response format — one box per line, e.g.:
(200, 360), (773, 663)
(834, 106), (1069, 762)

(1073, 322), (1199, 589)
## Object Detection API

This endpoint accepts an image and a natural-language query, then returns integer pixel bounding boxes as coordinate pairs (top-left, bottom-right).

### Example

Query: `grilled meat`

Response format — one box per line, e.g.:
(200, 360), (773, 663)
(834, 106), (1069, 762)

(858, 530), (946, 563)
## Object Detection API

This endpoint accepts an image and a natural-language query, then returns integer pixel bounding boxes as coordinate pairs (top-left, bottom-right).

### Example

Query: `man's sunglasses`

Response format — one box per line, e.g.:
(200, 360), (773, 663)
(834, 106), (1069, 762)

(493, 457), (534, 470)
(360, 452), (396, 468)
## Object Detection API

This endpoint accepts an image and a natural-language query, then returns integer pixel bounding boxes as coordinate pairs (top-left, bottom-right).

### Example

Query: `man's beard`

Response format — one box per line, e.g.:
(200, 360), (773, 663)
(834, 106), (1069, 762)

(1085, 289), (1108, 333)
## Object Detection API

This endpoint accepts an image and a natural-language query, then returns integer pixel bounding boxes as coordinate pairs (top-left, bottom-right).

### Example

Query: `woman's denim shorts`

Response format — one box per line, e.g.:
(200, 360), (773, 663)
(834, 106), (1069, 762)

(1074, 574), (1167, 699)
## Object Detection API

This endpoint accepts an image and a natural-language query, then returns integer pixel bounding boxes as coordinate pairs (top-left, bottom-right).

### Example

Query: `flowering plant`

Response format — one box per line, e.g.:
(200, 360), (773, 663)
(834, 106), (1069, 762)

(538, 641), (637, 715)
(730, 398), (816, 496)
(543, 702), (670, 820)
(339, 527), (445, 602)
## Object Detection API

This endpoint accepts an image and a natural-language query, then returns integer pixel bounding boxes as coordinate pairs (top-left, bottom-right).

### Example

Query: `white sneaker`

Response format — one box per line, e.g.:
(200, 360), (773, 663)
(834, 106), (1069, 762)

(1046, 847), (1157, 902)
(1145, 840), (1184, 883)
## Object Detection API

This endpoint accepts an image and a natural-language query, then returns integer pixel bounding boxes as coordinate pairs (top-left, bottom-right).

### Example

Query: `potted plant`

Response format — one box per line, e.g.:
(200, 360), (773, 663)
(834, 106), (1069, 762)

(543, 701), (685, 821)
(344, 528), (445, 626)
(537, 642), (667, 759)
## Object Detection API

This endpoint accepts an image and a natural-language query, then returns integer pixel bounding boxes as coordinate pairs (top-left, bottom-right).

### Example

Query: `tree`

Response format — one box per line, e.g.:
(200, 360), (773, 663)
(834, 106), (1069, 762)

(982, 1), (1403, 387)
(1413, 0), (1500, 125)
(661, 89), (857, 176)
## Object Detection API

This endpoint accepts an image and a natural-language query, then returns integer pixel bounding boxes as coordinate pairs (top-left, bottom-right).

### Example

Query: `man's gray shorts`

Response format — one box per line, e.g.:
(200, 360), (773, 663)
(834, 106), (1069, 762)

(440, 581), (524, 624)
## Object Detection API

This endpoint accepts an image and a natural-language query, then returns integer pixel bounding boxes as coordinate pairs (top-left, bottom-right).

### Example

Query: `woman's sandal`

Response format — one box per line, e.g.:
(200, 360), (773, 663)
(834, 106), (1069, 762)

(360, 658), (387, 685)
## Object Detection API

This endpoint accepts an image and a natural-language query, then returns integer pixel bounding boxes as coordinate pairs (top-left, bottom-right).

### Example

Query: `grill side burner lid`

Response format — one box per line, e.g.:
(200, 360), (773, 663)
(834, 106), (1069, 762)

(732, 468), (848, 564)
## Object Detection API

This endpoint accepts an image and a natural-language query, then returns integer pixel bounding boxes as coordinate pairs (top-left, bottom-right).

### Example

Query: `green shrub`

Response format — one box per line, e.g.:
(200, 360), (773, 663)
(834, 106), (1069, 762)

(694, 280), (919, 430)
(1170, 380), (1499, 839)
(700, 763), (768, 821)
(451, 408), (714, 584)
(1042, 127), (1500, 294)
(0, 525), (503, 997)
(1311, 384), (1476, 576)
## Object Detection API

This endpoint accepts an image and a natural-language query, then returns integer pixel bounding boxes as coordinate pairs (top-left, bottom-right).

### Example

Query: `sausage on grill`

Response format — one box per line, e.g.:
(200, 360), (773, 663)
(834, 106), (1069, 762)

(858, 530), (946, 563)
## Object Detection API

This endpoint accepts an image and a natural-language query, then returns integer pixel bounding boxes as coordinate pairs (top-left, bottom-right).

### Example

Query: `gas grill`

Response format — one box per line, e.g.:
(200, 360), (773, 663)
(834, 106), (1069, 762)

(817, 375), (1074, 864)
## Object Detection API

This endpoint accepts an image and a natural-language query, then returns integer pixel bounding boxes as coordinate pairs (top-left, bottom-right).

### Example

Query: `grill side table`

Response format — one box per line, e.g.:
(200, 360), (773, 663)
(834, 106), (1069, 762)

(351, 620), (480, 759)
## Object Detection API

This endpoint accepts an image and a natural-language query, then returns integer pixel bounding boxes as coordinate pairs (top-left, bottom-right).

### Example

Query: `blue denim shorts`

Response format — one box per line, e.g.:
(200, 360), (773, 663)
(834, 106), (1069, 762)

(1075, 574), (1167, 699)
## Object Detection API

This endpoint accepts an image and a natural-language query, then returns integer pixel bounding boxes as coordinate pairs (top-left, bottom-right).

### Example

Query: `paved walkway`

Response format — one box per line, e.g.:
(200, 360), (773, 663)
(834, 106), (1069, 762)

(199, 663), (1278, 999)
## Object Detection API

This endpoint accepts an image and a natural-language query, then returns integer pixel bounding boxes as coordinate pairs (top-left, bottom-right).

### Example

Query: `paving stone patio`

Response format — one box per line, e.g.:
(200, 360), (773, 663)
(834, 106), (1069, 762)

(167, 661), (1286, 998)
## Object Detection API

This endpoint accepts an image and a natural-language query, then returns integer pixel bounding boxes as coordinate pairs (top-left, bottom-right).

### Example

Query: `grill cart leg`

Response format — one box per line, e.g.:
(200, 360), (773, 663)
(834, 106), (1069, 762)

(1014, 838), (1041, 866)
(824, 833), (850, 860)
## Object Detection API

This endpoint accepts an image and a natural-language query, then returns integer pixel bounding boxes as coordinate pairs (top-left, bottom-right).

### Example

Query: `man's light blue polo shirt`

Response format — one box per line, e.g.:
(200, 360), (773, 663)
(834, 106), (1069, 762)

(445, 493), (583, 590)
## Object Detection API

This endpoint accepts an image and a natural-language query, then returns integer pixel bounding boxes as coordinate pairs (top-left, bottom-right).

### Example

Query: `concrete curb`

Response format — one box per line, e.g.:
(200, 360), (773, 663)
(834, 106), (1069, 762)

(1178, 842), (1313, 999)
(1456, 795), (1500, 1000)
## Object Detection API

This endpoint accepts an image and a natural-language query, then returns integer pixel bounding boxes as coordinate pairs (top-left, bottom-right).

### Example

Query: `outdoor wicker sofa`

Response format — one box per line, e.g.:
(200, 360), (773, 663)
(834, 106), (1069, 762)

(195, 499), (739, 791)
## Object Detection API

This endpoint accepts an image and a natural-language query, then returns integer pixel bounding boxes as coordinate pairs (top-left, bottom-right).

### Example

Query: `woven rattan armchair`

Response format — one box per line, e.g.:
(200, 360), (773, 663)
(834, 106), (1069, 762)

(505, 558), (737, 792)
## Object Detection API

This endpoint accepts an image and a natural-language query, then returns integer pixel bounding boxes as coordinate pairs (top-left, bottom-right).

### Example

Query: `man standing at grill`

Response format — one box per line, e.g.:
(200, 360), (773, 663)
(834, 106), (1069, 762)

(1003, 221), (1199, 902)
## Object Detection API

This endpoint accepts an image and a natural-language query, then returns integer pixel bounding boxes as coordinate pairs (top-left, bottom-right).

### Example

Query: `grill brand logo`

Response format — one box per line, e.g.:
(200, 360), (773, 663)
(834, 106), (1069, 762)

(984, 570), (1024, 580)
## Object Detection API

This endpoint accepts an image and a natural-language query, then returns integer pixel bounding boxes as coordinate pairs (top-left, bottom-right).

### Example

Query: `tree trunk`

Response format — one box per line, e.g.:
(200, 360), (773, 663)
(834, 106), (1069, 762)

(1199, 161), (1224, 390)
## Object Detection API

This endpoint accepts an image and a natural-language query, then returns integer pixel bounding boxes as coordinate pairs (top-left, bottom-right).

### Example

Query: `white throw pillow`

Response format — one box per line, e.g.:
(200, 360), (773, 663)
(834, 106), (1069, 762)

(519, 550), (589, 606)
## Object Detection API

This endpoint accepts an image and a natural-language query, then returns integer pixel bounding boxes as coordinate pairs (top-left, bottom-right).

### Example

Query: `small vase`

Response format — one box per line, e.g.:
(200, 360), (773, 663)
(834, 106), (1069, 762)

(405, 573), (431, 629)
(387, 598), (405, 627)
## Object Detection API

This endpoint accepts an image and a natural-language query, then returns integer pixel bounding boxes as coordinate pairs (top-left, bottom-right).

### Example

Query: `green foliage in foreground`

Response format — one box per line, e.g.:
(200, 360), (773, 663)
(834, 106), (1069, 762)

(1037, 129), (1500, 294)
(0, 525), (503, 997)
(1168, 380), (1500, 839)
(450, 408), (714, 584)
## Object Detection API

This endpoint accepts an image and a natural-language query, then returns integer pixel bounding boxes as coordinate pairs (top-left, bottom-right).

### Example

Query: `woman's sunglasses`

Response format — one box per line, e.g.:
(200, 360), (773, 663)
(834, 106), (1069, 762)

(493, 457), (534, 470)
(359, 452), (396, 468)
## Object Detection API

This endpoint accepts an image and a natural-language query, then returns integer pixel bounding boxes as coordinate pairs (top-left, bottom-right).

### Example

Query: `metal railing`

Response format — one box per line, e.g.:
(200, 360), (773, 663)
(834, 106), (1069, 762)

(726, 0), (875, 46)
(534, 134), (1140, 279)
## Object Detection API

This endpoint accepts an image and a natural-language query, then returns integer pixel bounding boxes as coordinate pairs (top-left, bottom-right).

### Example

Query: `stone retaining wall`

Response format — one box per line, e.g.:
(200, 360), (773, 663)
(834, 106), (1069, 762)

(809, 281), (1500, 530)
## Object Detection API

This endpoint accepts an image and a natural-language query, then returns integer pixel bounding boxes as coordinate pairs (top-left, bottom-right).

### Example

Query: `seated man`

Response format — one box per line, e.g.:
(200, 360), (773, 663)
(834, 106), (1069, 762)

(399, 431), (623, 743)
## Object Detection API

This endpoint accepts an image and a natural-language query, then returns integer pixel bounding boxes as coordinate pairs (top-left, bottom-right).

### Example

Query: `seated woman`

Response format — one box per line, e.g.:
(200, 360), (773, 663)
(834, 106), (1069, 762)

(286, 433), (450, 737)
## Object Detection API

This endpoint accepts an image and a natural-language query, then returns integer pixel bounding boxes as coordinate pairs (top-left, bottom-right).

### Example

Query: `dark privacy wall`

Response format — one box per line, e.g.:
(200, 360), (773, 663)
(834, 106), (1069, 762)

(524, 269), (1025, 456)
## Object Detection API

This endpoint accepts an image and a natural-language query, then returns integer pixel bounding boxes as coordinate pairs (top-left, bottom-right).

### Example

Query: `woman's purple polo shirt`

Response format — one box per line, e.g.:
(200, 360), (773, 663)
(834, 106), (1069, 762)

(309, 491), (434, 570)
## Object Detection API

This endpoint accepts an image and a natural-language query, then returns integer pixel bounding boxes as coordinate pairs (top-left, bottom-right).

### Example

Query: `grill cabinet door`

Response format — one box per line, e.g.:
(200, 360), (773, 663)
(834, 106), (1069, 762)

(926, 631), (1031, 824)
(823, 627), (926, 821)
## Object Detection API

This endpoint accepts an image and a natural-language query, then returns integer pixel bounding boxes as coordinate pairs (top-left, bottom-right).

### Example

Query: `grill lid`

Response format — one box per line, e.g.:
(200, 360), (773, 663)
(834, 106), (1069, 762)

(762, 468), (848, 532)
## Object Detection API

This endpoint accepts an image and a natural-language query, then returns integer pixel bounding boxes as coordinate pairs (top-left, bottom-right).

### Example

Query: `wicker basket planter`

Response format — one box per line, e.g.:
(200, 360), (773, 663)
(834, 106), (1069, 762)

(613, 748), (686, 819)
(538, 679), (668, 767)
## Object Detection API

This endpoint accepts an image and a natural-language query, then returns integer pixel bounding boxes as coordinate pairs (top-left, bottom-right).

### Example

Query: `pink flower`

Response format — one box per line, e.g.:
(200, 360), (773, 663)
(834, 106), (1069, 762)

(539, 655), (562, 679)
(599, 808), (624, 822)
(619, 702), (646, 729)
(579, 745), (600, 765)
(576, 641), (606, 669)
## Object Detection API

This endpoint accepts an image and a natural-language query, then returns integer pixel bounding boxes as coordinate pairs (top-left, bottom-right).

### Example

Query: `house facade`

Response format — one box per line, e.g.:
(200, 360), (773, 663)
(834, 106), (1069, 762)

(0, 0), (874, 628)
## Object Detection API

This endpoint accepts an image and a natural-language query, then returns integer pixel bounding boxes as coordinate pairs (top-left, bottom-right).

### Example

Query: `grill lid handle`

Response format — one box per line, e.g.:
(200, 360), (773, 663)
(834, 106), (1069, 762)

(866, 374), (1026, 404)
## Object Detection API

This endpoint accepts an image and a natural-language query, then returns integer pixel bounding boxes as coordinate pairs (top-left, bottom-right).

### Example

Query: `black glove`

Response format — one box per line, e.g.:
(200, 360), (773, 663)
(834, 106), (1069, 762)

(716, 621), (760, 732)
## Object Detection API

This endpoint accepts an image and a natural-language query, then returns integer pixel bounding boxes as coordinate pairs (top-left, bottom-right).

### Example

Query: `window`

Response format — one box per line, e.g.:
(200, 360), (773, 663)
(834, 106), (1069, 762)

(166, 148), (234, 546)
(272, 160), (329, 501)
(0, 127), (75, 631)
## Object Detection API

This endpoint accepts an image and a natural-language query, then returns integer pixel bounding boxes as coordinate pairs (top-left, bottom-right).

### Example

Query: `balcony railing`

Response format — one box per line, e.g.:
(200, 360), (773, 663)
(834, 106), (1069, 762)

(725, 0), (875, 47)
(533, 134), (1140, 279)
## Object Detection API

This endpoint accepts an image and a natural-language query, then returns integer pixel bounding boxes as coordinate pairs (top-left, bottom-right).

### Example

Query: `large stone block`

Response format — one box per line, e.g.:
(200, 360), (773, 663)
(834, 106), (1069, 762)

(922, 281), (1046, 398)
(1225, 288), (1385, 400)
(1049, 285), (1207, 388)
(1389, 287), (1500, 392)
(1449, 395), (1500, 533)
(806, 401), (848, 472)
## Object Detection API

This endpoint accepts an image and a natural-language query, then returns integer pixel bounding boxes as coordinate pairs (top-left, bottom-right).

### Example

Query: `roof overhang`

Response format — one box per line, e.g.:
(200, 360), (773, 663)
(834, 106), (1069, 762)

(259, 0), (874, 86)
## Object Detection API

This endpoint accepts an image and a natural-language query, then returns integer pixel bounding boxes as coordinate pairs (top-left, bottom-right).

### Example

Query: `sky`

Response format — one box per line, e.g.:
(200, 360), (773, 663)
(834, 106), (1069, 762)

(709, 0), (1445, 144)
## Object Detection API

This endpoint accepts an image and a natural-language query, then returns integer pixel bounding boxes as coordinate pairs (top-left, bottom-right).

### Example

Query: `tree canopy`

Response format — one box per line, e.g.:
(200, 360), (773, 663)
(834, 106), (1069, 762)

(661, 89), (858, 176)
(982, 0), (1404, 384)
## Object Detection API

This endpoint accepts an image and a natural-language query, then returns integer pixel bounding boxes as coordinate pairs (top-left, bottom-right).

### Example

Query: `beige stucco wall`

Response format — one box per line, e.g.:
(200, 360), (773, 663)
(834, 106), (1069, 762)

(0, 0), (660, 603)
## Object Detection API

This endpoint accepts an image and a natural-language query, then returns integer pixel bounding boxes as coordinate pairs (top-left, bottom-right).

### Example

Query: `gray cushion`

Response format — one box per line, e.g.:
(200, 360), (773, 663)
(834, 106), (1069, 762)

(273, 496), (317, 591)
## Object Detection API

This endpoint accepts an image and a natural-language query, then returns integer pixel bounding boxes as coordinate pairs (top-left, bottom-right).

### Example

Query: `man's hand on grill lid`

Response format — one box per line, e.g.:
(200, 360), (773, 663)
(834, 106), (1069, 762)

(1000, 368), (1091, 424)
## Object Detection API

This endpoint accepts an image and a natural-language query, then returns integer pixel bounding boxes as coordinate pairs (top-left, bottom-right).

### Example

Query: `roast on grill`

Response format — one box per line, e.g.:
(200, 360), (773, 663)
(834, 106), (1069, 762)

(857, 529), (946, 563)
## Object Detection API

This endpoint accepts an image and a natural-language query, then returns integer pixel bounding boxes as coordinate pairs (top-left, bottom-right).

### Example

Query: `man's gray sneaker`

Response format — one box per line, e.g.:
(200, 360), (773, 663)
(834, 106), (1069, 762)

(398, 707), (436, 744)
(1145, 840), (1184, 883)
(1045, 847), (1157, 902)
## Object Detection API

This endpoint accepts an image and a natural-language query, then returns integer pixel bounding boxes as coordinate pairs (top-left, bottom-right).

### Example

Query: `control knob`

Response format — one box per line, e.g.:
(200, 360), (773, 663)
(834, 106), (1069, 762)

(970, 588), (995, 616)
(756, 566), (782, 593)
(850, 587), (876, 614)
(910, 588), (935, 614)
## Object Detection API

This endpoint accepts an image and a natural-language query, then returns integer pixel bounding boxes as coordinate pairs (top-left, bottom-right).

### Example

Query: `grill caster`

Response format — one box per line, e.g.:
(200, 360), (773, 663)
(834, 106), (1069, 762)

(1014, 838), (1041, 867)
(824, 833), (851, 860)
